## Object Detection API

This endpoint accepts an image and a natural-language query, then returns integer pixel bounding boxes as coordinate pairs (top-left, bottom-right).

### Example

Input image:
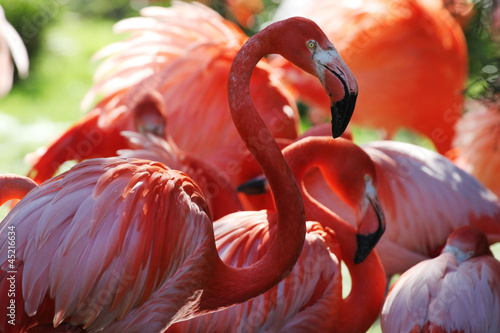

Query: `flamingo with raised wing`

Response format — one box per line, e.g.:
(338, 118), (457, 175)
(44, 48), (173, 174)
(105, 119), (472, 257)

(0, 15), (357, 332)
(28, 2), (302, 186)
(381, 226), (500, 332)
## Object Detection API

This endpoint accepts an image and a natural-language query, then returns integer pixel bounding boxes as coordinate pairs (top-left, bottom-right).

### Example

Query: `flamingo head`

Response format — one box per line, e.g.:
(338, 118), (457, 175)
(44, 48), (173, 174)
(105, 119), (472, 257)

(130, 90), (168, 137)
(442, 226), (492, 263)
(317, 139), (385, 264)
(264, 17), (358, 138)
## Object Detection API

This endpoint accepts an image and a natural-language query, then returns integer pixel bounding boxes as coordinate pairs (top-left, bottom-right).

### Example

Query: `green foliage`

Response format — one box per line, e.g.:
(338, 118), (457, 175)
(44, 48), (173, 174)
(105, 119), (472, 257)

(464, 0), (500, 99)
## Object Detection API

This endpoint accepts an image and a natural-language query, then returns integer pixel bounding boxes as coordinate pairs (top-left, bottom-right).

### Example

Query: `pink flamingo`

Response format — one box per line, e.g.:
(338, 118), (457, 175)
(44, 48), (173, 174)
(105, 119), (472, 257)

(239, 138), (500, 277)
(168, 136), (386, 332)
(0, 5), (29, 98)
(381, 225), (500, 332)
(446, 97), (500, 200)
(270, 0), (468, 153)
(0, 16), (357, 332)
(28, 2), (302, 186)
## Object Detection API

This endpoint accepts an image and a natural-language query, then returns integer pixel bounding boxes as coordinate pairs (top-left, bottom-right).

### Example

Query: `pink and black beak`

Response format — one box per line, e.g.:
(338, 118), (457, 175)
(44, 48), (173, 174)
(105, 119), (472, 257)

(320, 56), (358, 139)
(354, 181), (386, 264)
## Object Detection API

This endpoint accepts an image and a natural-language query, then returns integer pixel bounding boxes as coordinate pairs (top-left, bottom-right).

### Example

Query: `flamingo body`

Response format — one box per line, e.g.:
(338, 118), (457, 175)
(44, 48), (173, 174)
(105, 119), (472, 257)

(1, 158), (216, 332)
(381, 226), (500, 332)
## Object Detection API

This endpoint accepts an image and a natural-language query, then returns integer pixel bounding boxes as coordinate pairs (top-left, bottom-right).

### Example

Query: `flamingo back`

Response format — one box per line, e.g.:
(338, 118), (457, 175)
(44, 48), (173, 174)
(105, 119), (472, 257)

(381, 232), (500, 332)
(0, 158), (215, 332)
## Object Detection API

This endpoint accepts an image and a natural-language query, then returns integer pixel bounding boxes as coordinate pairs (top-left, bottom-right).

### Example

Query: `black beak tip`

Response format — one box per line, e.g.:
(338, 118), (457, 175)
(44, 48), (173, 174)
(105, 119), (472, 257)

(331, 92), (357, 138)
(354, 229), (383, 264)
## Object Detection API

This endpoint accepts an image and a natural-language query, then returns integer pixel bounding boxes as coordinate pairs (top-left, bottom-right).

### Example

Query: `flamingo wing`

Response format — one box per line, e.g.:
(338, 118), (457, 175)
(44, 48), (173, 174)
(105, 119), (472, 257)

(168, 211), (342, 332)
(0, 158), (214, 331)
(81, 1), (298, 184)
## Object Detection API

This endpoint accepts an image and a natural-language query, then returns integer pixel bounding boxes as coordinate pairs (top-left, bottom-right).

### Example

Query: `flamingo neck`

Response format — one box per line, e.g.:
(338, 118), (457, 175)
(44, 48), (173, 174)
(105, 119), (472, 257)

(286, 141), (385, 332)
(0, 174), (37, 207)
(197, 32), (306, 312)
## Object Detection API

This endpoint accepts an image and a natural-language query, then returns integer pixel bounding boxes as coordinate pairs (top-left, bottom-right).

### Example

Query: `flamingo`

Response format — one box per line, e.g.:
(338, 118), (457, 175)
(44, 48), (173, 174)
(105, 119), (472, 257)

(381, 225), (500, 332)
(168, 137), (386, 332)
(270, 0), (468, 153)
(0, 15), (358, 331)
(28, 2), (302, 186)
(239, 138), (500, 277)
(0, 5), (29, 98)
(446, 97), (500, 200)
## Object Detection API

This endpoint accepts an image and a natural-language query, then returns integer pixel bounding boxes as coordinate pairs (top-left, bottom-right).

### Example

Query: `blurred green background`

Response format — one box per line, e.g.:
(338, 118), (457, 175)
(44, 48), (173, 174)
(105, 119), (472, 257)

(1, 1), (500, 332)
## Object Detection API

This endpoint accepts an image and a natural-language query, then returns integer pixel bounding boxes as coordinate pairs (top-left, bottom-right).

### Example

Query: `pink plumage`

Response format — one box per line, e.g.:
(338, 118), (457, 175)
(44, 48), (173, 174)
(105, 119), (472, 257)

(448, 98), (500, 200)
(381, 226), (500, 332)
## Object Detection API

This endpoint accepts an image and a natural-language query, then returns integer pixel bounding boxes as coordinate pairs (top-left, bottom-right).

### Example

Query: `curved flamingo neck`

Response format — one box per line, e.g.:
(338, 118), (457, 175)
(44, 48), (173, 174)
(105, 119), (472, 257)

(285, 139), (385, 332)
(0, 174), (37, 207)
(197, 28), (306, 312)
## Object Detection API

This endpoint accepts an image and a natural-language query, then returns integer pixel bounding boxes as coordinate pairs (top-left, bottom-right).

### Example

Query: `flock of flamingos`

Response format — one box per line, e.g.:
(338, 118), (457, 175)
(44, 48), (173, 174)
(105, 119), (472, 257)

(1, 0), (500, 332)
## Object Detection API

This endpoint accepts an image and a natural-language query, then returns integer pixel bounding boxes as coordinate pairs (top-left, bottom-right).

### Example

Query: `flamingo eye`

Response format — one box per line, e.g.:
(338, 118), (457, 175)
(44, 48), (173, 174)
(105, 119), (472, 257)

(307, 40), (316, 50)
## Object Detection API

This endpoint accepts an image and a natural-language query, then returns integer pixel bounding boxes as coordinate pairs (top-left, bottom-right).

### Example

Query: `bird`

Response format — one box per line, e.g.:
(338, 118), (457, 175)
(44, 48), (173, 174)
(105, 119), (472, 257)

(28, 1), (301, 186)
(0, 5), (29, 98)
(238, 138), (500, 277)
(270, 0), (468, 153)
(446, 97), (500, 200)
(0, 15), (357, 332)
(167, 137), (386, 333)
(381, 225), (500, 332)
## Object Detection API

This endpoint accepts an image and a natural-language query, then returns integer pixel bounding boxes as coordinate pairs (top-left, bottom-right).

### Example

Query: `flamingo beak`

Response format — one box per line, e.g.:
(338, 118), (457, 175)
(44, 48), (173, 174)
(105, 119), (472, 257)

(354, 185), (386, 264)
(322, 59), (358, 139)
